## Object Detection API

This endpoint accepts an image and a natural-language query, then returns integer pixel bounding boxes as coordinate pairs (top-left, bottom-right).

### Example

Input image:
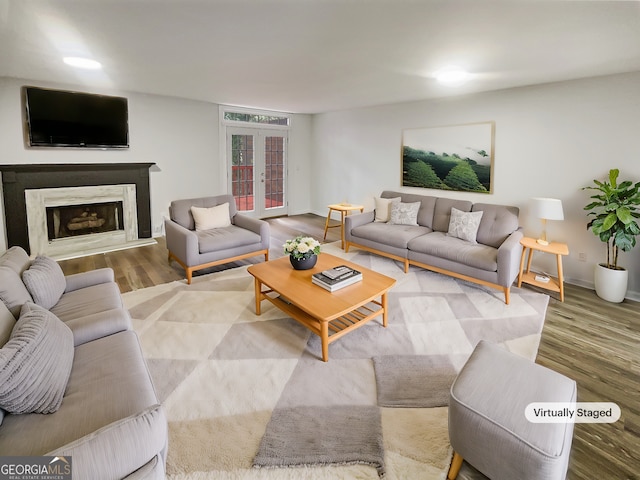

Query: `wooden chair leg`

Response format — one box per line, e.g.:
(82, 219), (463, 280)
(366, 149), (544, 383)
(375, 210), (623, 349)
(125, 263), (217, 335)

(186, 268), (193, 285)
(447, 451), (464, 480)
(504, 286), (510, 305)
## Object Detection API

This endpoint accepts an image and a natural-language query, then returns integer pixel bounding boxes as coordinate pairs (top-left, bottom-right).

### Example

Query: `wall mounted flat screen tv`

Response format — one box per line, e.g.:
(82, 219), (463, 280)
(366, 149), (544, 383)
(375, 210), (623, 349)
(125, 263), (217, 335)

(23, 86), (129, 149)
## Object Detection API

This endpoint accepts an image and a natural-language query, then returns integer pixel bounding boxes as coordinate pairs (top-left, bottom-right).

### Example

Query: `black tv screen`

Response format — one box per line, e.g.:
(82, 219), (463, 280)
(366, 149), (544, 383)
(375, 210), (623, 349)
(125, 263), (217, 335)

(24, 86), (129, 148)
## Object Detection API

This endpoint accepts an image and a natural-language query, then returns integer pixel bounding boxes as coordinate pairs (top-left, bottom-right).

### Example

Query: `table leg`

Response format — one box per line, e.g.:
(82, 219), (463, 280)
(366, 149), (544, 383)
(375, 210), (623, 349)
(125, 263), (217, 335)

(340, 210), (346, 249)
(321, 321), (329, 362)
(254, 277), (262, 315)
(323, 208), (332, 241)
(525, 247), (534, 274)
(518, 247), (527, 287)
(381, 292), (388, 327)
(556, 254), (565, 302)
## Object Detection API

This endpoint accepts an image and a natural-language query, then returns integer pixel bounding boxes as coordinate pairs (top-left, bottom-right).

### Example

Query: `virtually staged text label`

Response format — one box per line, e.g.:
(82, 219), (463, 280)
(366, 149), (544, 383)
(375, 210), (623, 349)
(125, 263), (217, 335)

(525, 402), (621, 423)
(0, 456), (71, 480)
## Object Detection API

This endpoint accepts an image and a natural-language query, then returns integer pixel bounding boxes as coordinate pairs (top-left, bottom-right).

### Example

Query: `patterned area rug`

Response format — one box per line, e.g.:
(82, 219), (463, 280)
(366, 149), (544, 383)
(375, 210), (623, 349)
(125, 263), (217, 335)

(124, 243), (549, 479)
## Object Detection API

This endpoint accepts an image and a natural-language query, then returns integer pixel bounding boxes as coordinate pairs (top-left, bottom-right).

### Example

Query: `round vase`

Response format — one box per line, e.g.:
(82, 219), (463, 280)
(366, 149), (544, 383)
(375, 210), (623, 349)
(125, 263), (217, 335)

(594, 263), (628, 303)
(290, 254), (318, 270)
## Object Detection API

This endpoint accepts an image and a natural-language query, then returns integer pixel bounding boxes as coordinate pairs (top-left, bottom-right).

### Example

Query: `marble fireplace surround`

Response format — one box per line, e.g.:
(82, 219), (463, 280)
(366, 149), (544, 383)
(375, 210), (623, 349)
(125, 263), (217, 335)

(0, 163), (155, 259)
(25, 184), (144, 259)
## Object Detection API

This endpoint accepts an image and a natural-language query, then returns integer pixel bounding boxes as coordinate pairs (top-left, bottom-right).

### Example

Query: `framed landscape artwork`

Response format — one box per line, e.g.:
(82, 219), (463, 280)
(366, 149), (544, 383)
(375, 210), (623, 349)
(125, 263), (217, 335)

(402, 121), (495, 193)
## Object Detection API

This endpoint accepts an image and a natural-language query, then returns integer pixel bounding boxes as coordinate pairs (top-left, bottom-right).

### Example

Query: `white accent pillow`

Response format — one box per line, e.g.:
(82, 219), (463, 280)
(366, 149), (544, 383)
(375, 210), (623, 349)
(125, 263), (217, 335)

(447, 207), (484, 243)
(0, 303), (74, 414)
(191, 203), (231, 231)
(374, 197), (401, 222)
(388, 202), (420, 226)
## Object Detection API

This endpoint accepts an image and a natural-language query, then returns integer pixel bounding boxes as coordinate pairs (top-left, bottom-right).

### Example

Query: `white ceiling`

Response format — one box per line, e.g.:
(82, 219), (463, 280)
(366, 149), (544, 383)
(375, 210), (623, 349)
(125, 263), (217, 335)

(2, 0), (640, 114)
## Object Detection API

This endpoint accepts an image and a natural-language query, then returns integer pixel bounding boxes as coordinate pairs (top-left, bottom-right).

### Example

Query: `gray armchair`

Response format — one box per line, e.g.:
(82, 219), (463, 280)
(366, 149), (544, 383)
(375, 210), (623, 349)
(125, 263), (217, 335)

(165, 194), (270, 284)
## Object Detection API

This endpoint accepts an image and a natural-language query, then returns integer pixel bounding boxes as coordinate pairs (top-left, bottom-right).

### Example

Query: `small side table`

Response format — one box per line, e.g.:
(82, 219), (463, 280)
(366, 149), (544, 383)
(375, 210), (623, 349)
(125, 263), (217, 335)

(518, 237), (569, 302)
(323, 203), (364, 249)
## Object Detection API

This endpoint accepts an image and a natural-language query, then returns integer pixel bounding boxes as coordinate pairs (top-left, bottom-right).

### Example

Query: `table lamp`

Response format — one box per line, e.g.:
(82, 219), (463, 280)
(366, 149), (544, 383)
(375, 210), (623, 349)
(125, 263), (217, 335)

(530, 197), (564, 246)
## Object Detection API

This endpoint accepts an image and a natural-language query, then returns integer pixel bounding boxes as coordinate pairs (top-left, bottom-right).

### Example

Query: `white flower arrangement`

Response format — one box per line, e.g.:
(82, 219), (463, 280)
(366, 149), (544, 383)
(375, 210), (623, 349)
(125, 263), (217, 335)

(283, 235), (321, 260)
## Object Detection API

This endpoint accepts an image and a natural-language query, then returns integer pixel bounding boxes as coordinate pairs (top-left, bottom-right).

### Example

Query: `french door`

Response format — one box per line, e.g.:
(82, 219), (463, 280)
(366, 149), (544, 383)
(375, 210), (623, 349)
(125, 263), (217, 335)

(226, 127), (288, 218)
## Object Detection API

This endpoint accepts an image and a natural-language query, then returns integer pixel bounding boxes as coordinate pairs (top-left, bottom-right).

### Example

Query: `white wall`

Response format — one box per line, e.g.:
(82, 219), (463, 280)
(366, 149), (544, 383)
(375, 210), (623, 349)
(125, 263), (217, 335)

(310, 72), (640, 299)
(0, 77), (312, 248)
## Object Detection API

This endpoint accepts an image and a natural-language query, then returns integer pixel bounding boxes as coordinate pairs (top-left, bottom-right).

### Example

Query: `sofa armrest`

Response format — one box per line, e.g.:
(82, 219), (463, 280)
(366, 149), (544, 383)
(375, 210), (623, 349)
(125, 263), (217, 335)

(345, 211), (375, 242)
(64, 268), (115, 293)
(497, 227), (524, 287)
(47, 404), (167, 480)
(233, 214), (270, 250)
(165, 218), (200, 266)
(66, 309), (133, 346)
(233, 214), (269, 236)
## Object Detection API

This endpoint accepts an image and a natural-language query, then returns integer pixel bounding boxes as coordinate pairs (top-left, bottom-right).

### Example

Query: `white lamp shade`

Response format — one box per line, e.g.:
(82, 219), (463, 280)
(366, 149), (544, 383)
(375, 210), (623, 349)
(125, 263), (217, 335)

(530, 197), (564, 221)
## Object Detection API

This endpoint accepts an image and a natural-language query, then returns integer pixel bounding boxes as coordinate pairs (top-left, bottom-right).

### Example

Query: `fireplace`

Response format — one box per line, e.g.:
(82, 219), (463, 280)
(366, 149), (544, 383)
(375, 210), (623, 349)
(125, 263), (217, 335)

(0, 163), (154, 258)
(47, 202), (124, 240)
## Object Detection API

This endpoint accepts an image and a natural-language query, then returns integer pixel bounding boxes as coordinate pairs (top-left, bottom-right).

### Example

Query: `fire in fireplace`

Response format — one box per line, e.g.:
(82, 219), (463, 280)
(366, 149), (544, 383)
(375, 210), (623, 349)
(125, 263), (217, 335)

(46, 202), (124, 241)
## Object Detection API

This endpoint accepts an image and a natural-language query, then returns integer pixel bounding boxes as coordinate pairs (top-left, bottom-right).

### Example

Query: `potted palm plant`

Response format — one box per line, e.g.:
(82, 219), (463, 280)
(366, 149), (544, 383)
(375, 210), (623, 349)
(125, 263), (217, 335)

(583, 168), (640, 302)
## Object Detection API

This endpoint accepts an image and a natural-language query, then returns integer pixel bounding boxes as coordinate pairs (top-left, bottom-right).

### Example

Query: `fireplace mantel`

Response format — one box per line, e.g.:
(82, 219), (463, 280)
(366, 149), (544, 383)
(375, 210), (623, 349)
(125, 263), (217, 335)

(0, 163), (154, 254)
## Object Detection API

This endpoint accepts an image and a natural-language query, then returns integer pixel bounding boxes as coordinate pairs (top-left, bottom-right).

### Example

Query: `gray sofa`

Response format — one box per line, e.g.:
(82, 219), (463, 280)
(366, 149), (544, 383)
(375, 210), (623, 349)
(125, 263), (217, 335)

(0, 246), (167, 479)
(345, 191), (523, 304)
(165, 194), (270, 284)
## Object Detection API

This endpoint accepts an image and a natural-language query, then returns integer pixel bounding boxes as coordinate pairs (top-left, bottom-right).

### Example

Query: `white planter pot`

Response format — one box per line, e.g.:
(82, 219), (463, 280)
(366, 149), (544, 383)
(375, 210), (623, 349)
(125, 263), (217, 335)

(594, 263), (628, 303)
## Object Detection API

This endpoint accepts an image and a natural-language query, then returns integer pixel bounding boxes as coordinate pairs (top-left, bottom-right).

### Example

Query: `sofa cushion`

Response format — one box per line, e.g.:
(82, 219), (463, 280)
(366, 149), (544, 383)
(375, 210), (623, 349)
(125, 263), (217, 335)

(447, 207), (483, 244)
(0, 330), (165, 473)
(63, 309), (133, 347)
(51, 282), (125, 323)
(351, 223), (431, 249)
(0, 303), (73, 414)
(0, 246), (31, 275)
(0, 267), (33, 319)
(22, 255), (66, 310)
(197, 225), (261, 253)
(191, 203), (231, 231)
(432, 198), (473, 232)
(472, 203), (520, 248)
(388, 201), (421, 226)
(374, 196), (401, 222)
(408, 232), (498, 271)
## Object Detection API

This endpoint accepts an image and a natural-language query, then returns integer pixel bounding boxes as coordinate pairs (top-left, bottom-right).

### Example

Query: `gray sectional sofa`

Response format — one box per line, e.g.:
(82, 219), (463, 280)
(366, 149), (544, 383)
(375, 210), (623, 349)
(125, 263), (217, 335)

(345, 190), (523, 304)
(0, 246), (167, 479)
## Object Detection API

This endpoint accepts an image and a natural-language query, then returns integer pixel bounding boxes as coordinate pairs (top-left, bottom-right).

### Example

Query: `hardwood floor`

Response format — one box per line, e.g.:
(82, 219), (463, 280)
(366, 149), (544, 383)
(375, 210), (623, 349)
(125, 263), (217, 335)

(58, 213), (640, 480)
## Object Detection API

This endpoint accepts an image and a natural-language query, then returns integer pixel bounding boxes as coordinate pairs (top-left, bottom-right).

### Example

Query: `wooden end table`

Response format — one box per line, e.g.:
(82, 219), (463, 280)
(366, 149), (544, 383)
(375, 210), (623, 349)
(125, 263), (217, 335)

(247, 253), (395, 361)
(518, 236), (569, 302)
(323, 203), (364, 249)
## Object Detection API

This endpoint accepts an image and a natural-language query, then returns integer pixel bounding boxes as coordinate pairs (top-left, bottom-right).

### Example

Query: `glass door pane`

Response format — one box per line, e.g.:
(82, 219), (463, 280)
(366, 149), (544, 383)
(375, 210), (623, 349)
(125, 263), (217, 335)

(263, 135), (285, 212)
(231, 134), (255, 212)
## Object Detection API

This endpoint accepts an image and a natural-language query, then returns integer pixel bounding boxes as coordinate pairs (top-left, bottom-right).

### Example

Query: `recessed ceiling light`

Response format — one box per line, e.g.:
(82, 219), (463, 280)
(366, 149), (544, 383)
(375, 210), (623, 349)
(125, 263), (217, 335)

(63, 57), (102, 70)
(434, 66), (471, 86)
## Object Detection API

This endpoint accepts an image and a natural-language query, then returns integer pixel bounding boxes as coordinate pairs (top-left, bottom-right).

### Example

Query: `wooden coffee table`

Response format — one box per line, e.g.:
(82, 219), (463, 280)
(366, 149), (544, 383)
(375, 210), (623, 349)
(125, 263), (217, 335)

(247, 253), (396, 361)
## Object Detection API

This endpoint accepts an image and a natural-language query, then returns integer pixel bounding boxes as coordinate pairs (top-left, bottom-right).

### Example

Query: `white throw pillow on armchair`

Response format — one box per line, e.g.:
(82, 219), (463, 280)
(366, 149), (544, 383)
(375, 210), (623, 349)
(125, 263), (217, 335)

(191, 203), (232, 231)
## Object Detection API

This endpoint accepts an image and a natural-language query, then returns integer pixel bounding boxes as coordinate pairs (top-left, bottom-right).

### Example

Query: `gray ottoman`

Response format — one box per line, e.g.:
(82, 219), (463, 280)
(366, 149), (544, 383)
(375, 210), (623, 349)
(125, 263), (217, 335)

(447, 341), (576, 480)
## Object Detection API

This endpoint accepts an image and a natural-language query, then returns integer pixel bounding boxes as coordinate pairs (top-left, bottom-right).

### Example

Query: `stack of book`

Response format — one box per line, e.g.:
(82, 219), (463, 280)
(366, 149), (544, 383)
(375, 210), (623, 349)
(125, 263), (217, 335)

(312, 265), (363, 292)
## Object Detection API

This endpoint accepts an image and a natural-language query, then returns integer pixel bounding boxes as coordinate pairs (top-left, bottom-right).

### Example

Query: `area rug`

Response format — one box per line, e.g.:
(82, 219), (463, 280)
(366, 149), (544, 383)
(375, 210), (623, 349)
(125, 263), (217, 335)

(124, 242), (549, 480)
(372, 356), (458, 408)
